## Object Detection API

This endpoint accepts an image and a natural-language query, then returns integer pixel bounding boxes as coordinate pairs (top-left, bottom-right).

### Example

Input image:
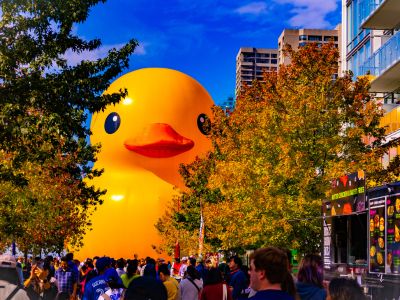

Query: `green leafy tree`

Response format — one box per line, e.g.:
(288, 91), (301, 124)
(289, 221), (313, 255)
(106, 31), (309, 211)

(0, 0), (137, 252)
(159, 43), (395, 255)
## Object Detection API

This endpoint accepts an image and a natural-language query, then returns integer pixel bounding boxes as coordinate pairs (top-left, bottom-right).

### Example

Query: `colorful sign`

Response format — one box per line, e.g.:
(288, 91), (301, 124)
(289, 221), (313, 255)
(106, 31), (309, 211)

(386, 196), (400, 274)
(323, 170), (366, 217)
(369, 197), (386, 273)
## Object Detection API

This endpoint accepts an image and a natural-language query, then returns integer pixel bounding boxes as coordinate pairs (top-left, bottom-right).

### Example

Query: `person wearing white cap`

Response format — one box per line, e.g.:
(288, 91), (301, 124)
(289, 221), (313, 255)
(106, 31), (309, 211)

(179, 257), (188, 278)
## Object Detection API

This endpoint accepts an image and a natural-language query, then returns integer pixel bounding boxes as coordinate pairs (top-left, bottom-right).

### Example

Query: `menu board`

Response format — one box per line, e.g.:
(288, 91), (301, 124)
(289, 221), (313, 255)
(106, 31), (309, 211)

(324, 171), (366, 217)
(369, 197), (386, 273)
(386, 196), (400, 274)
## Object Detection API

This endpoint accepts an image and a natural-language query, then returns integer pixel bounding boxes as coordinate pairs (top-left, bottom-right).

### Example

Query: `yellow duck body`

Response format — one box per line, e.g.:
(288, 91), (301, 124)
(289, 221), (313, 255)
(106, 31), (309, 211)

(76, 68), (214, 260)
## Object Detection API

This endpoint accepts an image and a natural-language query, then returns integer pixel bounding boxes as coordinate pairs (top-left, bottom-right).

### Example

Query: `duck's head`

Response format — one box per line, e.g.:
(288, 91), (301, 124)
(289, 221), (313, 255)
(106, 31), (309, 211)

(91, 68), (214, 188)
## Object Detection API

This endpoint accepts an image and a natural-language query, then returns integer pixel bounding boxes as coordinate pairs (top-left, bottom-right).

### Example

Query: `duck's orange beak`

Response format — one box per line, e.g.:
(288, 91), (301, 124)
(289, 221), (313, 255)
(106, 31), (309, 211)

(124, 123), (194, 158)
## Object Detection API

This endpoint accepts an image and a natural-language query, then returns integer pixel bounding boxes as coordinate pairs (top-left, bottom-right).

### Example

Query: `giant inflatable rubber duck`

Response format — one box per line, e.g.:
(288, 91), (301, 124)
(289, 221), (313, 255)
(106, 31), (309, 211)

(76, 68), (214, 259)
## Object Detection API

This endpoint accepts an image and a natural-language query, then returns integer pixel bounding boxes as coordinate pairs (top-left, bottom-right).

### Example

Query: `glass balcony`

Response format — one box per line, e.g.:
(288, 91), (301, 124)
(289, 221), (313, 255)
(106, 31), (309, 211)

(360, 0), (400, 30)
(360, 30), (400, 92)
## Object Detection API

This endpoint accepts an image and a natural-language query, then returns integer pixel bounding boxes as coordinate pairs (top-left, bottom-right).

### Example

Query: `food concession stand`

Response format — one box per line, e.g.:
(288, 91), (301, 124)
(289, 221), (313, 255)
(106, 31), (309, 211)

(322, 171), (400, 298)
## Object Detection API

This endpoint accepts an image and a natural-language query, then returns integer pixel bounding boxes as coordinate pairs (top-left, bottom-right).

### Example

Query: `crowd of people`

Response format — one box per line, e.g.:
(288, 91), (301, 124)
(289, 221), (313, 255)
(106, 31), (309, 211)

(17, 247), (366, 300)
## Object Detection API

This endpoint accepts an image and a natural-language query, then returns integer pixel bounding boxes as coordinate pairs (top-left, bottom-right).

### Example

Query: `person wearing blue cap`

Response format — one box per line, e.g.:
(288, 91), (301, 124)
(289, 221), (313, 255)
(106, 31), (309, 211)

(82, 256), (111, 300)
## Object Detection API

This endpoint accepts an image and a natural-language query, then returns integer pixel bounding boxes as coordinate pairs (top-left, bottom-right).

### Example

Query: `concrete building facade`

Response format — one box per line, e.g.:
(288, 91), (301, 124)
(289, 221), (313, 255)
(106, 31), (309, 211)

(235, 47), (278, 97)
(278, 28), (340, 67)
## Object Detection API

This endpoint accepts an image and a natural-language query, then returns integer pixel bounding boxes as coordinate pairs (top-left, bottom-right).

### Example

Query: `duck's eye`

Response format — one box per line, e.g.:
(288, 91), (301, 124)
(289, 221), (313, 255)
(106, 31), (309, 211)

(197, 113), (211, 135)
(104, 112), (121, 134)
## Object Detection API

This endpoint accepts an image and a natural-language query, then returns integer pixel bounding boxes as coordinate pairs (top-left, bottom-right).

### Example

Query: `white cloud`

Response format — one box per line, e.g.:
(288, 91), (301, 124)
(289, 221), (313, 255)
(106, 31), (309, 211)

(234, 2), (268, 15)
(63, 42), (146, 66)
(274, 0), (339, 28)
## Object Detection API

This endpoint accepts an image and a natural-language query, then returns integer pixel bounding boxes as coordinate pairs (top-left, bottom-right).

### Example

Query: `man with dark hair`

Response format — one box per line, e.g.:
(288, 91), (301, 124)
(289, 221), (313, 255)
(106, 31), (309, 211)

(159, 263), (180, 300)
(82, 257), (111, 300)
(55, 256), (78, 300)
(228, 255), (248, 300)
(248, 247), (294, 300)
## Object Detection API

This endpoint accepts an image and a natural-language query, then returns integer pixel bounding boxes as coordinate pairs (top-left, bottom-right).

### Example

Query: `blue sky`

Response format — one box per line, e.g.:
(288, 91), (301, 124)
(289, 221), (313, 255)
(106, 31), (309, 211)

(72, 0), (342, 105)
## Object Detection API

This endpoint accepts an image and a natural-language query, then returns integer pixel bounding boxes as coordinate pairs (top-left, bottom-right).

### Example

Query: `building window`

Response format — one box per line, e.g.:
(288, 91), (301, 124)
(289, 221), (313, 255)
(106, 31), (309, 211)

(271, 59), (277, 64)
(271, 53), (277, 58)
(308, 35), (322, 41)
(257, 59), (270, 64)
(299, 35), (307, 41)
(324, 36), (338, 42)
(299, 42), (307, 47)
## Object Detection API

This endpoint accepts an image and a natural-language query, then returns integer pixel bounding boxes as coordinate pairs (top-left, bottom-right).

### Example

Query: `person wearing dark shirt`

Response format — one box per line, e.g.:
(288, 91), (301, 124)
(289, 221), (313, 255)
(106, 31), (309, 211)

(296, 254), (326, 300)
(228, 256), (248, 300)
(248, 247), (294, 300)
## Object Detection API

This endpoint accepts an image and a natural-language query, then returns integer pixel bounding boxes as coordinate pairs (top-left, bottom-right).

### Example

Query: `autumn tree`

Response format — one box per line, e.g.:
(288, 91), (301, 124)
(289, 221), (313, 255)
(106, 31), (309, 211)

(158, 43), (393, 255)
(0, 0), (137, 252)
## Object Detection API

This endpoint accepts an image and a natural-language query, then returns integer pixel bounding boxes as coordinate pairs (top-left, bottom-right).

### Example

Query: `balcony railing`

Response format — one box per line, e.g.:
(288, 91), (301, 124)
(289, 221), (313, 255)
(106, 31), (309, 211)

(360, 30), (400, 78)
(360, 0), (384, 26)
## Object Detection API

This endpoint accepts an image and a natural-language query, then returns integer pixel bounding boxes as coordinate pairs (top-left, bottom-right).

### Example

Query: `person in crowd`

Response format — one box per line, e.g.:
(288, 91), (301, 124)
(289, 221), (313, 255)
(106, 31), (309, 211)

(327, 278), (365, 300)
(79, 258), (94, 296)
(121, 260), (140, 288)
(123, 276), (168, 300)
(296, 254), (326, 300)
(16, 257), (24, 286)
(98, 276), (126, 300)
(23, 257), (51, 297)
(143, 257), (157, 278)
(180, 265), (203, 300)
(83, 256), (112, 300)
(248, 247), (294, 300)
(201, 267), (232, 300)
(189, 256), (196, 267)
(159, 263), (180, 300)
(84, 256), (100, 288)
(228, 256), (247, 300)
(54, 256), (78, 300)
(179, 257), (189, 278)
(196, 257), (208, 281)
(278, 249), (298, 299)
(171, 258), (182, 278)
(66, 253), (80, 281)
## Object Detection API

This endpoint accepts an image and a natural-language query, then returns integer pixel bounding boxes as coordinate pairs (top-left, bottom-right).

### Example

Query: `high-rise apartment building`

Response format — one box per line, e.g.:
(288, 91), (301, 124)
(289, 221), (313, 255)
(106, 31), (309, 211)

(342, 0), (400, 165)
(278, 28), (341, 68)
(235, 47), (278, 97)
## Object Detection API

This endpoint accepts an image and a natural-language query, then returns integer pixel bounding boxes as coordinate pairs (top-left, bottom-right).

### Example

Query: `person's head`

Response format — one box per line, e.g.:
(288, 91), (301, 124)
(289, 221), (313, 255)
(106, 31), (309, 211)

(249, 247), (289, 291)
(158, 263), (170, 282)
(204, 267), (223, 286)
(93, 256), (99, 269)
(181, 257), (188, 264)
(189, 257), (196, 267)
(143, 263), (156, 278)
(60, 256), (69, 271)
(117, 258), (125, 269)
(127, 260), (139, 278)
(229, 255), (242, 271)
(174, 257), (180, 264)
(66, 252), (74, 262)
(297, 254), (324, 288)
(186, 265), (200, 280)
(124, 276), (167, 300)
(96, 257), (111, 274)
(328, 278), (365, 300)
